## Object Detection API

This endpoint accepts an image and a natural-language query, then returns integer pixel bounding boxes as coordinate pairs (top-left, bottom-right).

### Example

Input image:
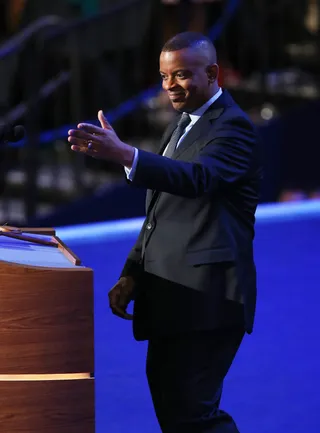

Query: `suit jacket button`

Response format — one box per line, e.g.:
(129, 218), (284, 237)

(146, 223), (152, 230)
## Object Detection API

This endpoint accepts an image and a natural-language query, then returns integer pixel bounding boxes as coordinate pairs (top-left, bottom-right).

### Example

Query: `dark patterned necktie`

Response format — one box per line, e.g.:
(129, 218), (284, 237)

(164, 112), (191, 158)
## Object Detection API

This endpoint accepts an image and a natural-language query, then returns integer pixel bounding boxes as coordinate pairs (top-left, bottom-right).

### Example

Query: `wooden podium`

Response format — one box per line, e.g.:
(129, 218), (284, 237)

(0, 227), (94, 433)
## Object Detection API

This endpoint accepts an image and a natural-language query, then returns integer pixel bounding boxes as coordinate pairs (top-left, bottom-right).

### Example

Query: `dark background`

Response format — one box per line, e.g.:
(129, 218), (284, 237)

(0, 0), (319, 226)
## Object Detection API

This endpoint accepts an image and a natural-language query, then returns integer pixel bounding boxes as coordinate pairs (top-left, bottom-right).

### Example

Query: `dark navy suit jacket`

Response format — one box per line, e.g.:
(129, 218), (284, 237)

(121, 89), (262, 341)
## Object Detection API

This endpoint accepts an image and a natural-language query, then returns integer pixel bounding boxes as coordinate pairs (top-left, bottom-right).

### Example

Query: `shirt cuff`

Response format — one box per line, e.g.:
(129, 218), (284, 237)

(124, 147), (138, 181)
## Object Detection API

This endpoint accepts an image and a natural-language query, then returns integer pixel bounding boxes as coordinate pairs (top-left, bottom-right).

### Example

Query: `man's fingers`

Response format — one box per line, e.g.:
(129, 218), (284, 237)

(70, 144), (96, 156)
(108, 280), (133, 320)
(68, 135), (99, 147)
(77, 122), (104, 135)
(69, 139), (93, 151)
(110, 304), (133, 320)
(108, 289), (119, 304)
(68, 136), (101, 153)
(98, 110), (113, 130)
(68, 128), (98, 142)
(68, 136), (88, 147)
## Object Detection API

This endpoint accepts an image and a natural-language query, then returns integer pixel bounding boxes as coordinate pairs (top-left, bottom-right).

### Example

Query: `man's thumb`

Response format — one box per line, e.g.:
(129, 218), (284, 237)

(98, 110), (112, 130)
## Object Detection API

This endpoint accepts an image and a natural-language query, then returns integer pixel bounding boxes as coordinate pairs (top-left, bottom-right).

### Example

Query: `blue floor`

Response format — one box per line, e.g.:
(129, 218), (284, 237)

(57, 201), (320, 433)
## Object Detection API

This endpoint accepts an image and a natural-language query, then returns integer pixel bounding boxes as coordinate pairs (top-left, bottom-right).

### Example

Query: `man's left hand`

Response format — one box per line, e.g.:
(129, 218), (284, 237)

(68, 110), (134, 167)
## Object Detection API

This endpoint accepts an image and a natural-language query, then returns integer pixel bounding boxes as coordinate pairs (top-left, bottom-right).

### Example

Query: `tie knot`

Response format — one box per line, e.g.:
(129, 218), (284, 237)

(163, 112), (191, 158)
(178, 113), (190, 128)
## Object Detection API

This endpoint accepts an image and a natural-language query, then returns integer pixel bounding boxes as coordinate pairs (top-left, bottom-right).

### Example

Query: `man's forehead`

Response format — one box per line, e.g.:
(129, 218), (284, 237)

(160, 48), (207, 68)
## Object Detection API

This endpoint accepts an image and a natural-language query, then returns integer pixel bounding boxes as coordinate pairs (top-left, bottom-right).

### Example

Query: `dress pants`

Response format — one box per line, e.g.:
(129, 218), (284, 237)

(146, 327), (245, 433)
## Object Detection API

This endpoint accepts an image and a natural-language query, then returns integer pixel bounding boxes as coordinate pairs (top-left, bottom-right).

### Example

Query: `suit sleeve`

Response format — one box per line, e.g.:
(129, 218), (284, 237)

(119, 218), (147, 279)
(130, 117), (257, 198)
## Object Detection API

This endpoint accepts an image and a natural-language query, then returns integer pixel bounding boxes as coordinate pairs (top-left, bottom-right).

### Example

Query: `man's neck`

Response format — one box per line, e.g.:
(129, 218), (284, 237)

(190, 88), (222, 117)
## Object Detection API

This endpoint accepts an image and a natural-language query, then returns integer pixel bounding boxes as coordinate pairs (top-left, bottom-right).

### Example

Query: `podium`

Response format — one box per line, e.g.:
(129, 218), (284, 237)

(0, 227), (94, 433)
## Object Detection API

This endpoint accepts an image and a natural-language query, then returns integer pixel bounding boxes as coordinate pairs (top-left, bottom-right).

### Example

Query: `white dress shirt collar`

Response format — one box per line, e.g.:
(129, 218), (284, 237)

(187, 87), (223, 125)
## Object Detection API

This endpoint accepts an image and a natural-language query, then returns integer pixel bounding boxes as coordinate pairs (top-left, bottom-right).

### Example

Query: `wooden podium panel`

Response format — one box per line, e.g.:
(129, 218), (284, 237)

(0, 230), (95, 433)
(0, 378), (94, 433)
(0, 262), (93, 374)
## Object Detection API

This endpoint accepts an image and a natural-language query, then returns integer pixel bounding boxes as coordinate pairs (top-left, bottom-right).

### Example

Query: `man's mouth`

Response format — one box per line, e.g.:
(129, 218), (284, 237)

(168, 93), (185, 100)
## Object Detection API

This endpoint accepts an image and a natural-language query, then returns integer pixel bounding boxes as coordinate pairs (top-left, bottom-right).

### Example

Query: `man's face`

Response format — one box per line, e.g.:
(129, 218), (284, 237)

(159, 48), (217, 113)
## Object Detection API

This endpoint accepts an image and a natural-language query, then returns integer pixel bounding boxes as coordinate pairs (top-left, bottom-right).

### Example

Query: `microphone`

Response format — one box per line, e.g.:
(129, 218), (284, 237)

(0, 124), (25, 143)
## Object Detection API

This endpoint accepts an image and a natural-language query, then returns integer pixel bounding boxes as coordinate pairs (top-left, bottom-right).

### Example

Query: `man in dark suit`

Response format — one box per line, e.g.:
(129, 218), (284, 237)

(68, 31), (262, 433)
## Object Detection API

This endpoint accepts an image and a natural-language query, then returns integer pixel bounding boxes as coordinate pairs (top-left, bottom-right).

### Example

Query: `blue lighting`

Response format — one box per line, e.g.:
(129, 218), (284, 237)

(56, 200), (320, 243)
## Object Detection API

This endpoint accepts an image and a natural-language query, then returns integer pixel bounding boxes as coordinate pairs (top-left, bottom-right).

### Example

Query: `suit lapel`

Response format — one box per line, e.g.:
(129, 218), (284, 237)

(146, 188), (155, 211)
(146, 115), (179, 211)
(172, 107), (224, 159)
(173, 90), (233, 159)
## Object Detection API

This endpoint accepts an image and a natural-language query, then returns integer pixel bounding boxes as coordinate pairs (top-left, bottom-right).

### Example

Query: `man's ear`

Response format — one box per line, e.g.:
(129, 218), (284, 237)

(206, 64), (219, 83)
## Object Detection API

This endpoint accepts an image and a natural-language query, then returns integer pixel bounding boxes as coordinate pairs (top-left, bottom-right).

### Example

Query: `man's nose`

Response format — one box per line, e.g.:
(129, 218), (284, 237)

(163, 77), (176, 90)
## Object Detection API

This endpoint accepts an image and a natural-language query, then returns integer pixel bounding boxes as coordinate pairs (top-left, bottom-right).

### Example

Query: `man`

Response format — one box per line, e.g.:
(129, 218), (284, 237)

(68, 32), (262, 433)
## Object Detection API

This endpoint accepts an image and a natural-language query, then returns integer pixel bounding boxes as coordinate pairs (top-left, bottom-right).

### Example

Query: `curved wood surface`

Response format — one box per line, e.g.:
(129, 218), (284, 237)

(0, 262), (94, 374)
(0, 378), (94, 433)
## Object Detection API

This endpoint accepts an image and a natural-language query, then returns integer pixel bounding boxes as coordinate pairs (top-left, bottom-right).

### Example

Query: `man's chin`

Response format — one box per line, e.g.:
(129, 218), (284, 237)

(170, 100), (188, 112)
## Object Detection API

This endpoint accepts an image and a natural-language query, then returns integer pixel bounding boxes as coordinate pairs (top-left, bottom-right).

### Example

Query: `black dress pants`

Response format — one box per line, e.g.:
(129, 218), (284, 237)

(146, 327), (245, 433)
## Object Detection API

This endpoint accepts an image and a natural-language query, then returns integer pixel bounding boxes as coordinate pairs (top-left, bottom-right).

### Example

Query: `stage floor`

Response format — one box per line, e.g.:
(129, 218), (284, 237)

(58, 201), (320, 433)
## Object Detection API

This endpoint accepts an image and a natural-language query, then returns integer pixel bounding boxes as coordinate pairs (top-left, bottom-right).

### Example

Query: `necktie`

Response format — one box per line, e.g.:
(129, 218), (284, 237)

(164, 113), (190, 158)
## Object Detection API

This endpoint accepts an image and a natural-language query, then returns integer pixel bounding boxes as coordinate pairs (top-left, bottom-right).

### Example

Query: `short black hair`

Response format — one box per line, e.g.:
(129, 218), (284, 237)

(162, 31), (217, 63)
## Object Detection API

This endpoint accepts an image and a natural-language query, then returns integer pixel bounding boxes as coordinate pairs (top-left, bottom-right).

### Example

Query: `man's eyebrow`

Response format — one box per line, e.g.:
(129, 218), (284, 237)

(159, 69), (190, 74)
